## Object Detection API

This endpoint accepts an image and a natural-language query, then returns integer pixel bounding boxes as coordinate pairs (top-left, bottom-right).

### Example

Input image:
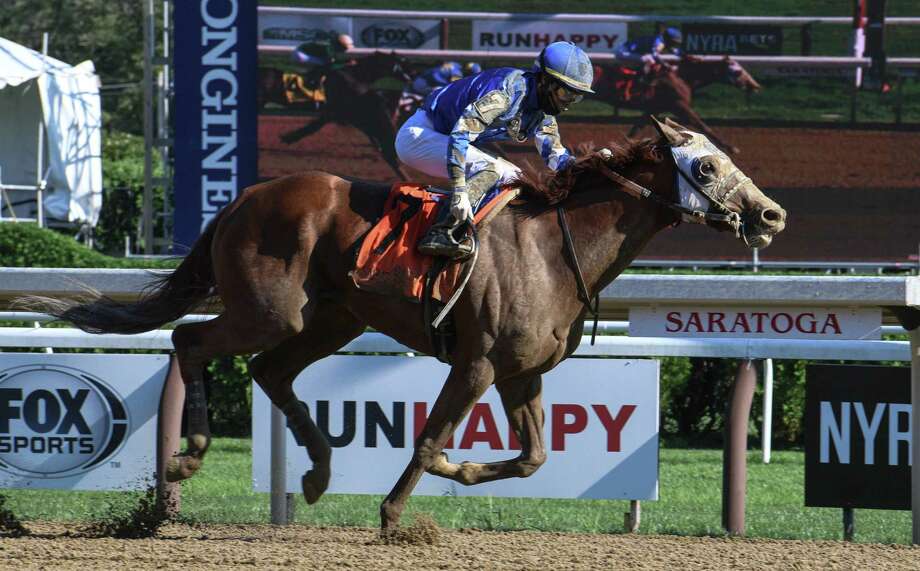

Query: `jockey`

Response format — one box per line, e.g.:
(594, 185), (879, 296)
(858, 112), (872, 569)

(395, 41), (594, 259)
(291, 31), (354, 70)
(410, 61), (464, 96)
(614, 27), (683, 75)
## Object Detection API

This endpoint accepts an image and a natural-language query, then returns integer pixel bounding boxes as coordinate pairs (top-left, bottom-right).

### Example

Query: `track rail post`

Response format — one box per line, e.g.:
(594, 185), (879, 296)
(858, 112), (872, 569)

(722, 359), (756, 535)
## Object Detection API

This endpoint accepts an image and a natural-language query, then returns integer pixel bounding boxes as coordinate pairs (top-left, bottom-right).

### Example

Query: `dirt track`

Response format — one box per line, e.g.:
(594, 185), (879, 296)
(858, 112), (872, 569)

(4, 522), (920, 570)
(259, 115), (920, 262)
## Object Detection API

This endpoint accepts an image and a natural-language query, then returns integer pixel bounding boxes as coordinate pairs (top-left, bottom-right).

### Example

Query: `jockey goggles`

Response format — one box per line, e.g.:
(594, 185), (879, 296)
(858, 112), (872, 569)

(551, 80), (584, 105)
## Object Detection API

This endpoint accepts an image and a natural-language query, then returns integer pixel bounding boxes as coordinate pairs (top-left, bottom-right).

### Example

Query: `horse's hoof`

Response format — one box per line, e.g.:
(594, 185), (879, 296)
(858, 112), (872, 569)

(301, 469), (329, 504)
(165, 454), (202, 482)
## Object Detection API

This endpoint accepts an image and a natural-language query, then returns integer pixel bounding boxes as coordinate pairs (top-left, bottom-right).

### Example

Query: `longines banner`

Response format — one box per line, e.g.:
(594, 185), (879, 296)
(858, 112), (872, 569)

(257, 12), (441, 49)
(472, 21), (627, 53)
(253, 356), (659, 500)
(0, 354), (169, 490)
(174, 0), (258, 251)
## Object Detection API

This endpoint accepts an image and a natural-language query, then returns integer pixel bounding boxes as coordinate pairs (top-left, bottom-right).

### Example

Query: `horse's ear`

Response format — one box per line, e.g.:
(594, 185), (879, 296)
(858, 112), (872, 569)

(650, 115), (689, 146)
(663, 117), (692, 133)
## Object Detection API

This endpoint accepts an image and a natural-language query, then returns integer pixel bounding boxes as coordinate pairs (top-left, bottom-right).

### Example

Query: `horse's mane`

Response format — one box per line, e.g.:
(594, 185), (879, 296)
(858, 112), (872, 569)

(514, 138), (662, 205)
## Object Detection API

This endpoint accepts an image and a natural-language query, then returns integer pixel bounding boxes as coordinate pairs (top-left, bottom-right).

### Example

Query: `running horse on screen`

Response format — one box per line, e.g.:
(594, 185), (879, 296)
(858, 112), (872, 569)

(594, 56), (762, 155)
(19, 117), (785, 533)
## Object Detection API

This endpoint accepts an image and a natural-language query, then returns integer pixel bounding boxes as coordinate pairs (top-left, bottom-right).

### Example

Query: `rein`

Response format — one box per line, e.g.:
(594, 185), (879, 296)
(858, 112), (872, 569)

(554, 149), (749, 343)
(593, 157), (745, 239)
(557, 207), (600, 345)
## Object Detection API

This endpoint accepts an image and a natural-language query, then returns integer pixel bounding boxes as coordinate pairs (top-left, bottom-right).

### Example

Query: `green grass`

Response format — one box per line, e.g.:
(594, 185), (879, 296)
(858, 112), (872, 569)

(5, 438), (912, 543)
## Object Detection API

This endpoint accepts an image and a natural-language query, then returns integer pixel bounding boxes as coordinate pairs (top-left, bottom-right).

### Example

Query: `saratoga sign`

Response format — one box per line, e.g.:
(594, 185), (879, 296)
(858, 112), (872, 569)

(253, 356), (659, 500)
(629, 306), (881, 340)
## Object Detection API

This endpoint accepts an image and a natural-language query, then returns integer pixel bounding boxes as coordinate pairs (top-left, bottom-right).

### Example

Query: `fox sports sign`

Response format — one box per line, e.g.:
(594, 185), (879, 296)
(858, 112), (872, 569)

(0, 365), (129, 478)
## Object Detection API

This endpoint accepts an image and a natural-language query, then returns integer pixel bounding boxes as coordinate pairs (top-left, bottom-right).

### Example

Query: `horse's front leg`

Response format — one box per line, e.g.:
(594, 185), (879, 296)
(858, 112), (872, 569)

(627, 115), (648, 138)
(280, 114), (328, 145)
(379, 358), (494, 531)
(427, 374), (546, 485)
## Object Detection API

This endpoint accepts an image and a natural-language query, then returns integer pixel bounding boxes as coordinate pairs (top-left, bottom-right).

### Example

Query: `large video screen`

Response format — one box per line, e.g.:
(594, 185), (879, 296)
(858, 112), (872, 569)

(176, 2), (920, 265)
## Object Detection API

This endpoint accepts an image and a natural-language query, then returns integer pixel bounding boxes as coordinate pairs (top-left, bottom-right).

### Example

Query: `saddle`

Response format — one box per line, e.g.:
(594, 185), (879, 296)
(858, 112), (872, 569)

(350, 183), (519, 361)
(612, 65), (658, 103)
(351, 183), (517, 301)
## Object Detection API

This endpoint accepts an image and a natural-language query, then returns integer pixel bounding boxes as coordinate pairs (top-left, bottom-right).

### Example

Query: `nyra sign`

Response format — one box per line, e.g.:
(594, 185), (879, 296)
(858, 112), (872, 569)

(630, 306), (880, 340)
(253, 356), (659, 500)
(0, 354), (169, 490)
(805, 364), (910, 510)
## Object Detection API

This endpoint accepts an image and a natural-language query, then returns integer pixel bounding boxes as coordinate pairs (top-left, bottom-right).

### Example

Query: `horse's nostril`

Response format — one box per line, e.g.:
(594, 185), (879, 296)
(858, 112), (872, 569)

(761, 208), (783, 224)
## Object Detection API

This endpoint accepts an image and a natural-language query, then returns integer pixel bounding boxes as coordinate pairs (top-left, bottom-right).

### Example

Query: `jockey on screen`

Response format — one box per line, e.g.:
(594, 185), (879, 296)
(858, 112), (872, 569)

(291, 31), (354, 71)
(395, 41), (594, 259)
(614, 27), (683, 76)
(462, 62), (482, 77)
(410, 61), (464, 96)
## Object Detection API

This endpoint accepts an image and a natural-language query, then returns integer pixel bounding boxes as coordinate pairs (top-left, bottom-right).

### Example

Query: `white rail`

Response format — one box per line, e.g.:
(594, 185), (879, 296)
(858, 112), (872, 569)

(0, 327), (907, 361)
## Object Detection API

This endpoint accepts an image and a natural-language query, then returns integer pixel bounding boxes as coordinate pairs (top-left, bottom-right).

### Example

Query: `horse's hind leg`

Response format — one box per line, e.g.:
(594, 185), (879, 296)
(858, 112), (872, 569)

(426, 374), (547, 485)
(167, 286), (308, 481)
(249, 302), (366, 504)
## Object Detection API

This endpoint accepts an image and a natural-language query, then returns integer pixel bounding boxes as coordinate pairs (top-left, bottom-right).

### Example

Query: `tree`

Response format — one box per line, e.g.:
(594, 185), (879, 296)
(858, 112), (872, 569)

(0, 0), (146, 134)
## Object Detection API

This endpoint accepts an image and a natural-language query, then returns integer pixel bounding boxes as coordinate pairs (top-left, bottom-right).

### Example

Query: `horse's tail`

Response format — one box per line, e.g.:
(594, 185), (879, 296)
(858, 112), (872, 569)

(16, 210), (227, 335)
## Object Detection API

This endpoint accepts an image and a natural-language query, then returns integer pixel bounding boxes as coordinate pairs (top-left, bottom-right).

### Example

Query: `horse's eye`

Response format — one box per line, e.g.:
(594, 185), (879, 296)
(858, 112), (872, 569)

(692, 158), (716, 183)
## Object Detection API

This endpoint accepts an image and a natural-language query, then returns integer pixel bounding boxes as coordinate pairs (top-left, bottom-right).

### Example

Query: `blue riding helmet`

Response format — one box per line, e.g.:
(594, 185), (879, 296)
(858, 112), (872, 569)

(435, 61), (463, 83)
(463, 61), (482, 76)
(664, 27), (683, 44)
(537, 41), (595, 94)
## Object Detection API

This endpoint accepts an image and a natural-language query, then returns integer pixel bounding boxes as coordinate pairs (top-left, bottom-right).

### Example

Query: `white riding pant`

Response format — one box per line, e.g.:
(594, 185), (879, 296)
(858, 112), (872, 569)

(395, 109), (521, 190)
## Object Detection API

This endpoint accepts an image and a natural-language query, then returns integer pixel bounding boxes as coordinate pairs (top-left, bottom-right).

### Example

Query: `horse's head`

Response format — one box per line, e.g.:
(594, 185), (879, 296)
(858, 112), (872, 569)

(651, 115), (784, 248)
(356, 51), (413, 84)
(723, 56), (761, 93)
(380, 50), (413, 83)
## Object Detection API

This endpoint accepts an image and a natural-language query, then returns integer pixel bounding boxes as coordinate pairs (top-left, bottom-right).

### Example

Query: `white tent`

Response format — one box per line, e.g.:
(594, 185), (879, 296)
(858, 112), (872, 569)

(0, 36), (102, 225)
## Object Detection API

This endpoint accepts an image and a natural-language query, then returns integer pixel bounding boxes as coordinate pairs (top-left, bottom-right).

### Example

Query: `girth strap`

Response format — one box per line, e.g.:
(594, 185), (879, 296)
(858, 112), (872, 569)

(557, 206), (599, 345)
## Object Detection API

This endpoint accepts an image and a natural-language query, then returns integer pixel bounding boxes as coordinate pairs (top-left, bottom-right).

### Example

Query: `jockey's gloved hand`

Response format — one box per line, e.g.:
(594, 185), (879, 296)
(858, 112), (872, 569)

(597, 148), (613, 160)
(450, 189), (473, 222)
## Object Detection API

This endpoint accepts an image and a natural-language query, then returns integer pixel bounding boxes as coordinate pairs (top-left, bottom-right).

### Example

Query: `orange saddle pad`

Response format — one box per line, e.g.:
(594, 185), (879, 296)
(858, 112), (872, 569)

(350, 183), (518, 303)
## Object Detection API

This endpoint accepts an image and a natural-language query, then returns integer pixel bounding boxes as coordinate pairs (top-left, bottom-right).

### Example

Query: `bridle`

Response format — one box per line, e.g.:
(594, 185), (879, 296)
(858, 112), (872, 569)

(592, 147), (748, 240)
(557, 140), (751, 342)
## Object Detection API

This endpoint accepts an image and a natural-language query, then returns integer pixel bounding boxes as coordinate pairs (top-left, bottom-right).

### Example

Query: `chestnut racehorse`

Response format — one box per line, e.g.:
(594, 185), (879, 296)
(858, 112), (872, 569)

(19, 118), (785, 533)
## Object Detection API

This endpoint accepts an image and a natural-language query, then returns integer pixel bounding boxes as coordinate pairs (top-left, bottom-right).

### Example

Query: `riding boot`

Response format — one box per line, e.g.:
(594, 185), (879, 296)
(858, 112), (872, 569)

(417, 204), (470, 259)
(417, 167), (501, 259)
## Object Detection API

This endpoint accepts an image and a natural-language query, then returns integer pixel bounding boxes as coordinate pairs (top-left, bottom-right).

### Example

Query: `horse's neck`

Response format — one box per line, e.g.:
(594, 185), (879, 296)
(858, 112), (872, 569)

(562, 187), (671, 296)
(680, 63), (719, 90)
(353, 60), (386, 83)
